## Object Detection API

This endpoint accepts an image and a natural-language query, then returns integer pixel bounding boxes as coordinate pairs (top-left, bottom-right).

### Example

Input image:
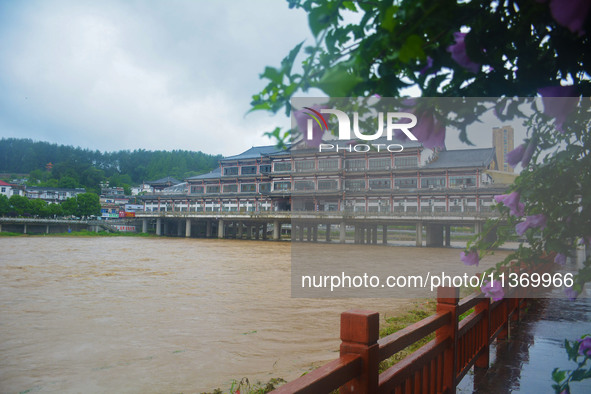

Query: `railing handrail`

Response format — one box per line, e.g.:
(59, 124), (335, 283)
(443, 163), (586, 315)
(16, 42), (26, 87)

(272, 258), (556, 393)
(272, 354), (362, 394)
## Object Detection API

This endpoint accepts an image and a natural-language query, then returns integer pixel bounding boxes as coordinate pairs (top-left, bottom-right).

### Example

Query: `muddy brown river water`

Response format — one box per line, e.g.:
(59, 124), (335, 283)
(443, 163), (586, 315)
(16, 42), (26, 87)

(0, 237), (508, 393)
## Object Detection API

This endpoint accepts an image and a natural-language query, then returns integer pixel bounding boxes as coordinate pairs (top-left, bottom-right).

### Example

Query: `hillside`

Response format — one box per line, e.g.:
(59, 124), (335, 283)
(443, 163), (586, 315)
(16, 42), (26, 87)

(0, 138), (222, 193)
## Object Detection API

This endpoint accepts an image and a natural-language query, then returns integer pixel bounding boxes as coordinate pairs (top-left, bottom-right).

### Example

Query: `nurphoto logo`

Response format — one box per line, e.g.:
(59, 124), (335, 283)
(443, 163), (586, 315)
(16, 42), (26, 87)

(302, 107), (418, 153)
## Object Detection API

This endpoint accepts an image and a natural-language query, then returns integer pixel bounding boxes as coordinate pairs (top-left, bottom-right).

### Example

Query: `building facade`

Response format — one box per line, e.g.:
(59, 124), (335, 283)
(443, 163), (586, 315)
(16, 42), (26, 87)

(140, 139), (504, 214)
(492, 125), (515, 172)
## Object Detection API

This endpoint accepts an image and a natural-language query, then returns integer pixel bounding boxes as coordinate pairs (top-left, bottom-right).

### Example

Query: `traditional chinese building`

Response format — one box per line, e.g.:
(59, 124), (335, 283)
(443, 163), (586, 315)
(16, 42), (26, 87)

(140, 138), (503, 214)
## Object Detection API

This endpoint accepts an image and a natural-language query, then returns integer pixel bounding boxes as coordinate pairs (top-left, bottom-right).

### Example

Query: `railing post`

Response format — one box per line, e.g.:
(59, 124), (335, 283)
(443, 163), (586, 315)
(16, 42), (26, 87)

(436, 287), (459, 394)
(474, 297), (490, 369)
(339, 310), (379, 394)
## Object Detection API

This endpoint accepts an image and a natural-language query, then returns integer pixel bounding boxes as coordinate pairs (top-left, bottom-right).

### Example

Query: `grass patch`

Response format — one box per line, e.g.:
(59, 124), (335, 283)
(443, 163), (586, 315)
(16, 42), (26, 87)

(202, 377), (286, 394)
(0, 231), (26, 236)
(378, 300), (437, 372)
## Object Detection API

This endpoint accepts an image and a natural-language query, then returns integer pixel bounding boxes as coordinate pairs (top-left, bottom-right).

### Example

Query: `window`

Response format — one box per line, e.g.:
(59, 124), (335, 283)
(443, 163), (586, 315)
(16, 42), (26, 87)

(190, 186), (204, 194)
(395, 156), (418, 168)
(206, 185), (220, 194)
(344, 179), (366, 190)
(241, 166), (257, 175)
(223, 167), (238, 176)
(240, 183), (256, 192)
(274, 162), (292, 172)
(368, 179), (391, 189)
(260, 165), (271, 174)
(345, 159), (365, 170)
(318, 179), (338, 190)
(274, 181), (291, 191)
(368, 158), (390, 170)
(449, 176), (476, 187)
(259, 183), (271, 192)
(295, 160), (315, 172)
(223, 184), (238, 193)
(294, 180), (315, 191)
(394, 178), (417, 188)
(420, 177), (446, 188)
(318, 159), (339, 170)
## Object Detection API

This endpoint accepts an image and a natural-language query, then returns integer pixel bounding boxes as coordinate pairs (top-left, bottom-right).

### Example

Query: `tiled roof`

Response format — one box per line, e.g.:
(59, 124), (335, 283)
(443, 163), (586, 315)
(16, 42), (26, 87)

(146, 176), (181, 185)
(0, 180), (12, 186)
(222, 145), (290, 161)
(186, 167), (222, 180)
(424, 148), (496, 169)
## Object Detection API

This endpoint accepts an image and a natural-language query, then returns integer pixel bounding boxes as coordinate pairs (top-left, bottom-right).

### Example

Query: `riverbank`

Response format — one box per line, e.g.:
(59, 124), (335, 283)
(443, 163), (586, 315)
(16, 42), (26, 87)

(0, 229), (157, 237)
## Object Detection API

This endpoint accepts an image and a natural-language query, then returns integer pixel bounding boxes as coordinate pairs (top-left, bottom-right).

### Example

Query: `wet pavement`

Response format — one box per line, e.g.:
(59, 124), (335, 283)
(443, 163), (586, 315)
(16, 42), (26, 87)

(457, 293), (591, 393)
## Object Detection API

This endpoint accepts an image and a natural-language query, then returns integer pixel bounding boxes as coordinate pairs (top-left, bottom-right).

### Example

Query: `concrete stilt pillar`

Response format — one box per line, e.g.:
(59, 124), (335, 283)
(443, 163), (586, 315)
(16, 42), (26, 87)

(299, 225), (304, 242)
(255, 225), (260, 240)
(382, 225), (388, 244)
(142, 219), (148, 233)
(372, 225), (378, 244)
(238, 221), (244, 239)
(312, 225), (318, 242)
(340, 221), (346, 244)
(426, 224), (444, 247)
(326, 224), (331, 242)
(366, 226), (371, 244)
(218, 219), (224, 238)
(156, 218), (162, 236)
(273, 220), (280, 240)
(416, 222), (422, 247)
(185, 219), (191, 238)
(46, 224), (50, 234)
(306, 225), (312, 242)
(206, 220), (212, 237)
(0, 223), (2, 233)
(263, 223), (268, 240)
(445, 225), (451, 247)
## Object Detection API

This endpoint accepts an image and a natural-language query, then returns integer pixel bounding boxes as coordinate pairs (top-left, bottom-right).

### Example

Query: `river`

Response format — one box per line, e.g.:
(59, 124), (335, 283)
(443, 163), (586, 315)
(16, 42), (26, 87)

(0, 237), (507, 393)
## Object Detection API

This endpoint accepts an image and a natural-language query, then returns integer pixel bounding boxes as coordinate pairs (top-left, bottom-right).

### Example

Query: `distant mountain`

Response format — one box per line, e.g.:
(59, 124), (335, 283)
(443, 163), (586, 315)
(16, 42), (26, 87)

(0, 138), (222, 192)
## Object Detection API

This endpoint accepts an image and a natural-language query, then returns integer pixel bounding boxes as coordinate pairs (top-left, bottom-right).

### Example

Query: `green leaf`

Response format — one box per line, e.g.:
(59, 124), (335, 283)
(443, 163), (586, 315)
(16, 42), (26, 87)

(399, 35), (426, 63)
(552, 368), (566, 383)
(381, 6), (396, 33)
(260, 66), (283, 84)
(315, 65), (362, 97)
(342, 1), (357, 12)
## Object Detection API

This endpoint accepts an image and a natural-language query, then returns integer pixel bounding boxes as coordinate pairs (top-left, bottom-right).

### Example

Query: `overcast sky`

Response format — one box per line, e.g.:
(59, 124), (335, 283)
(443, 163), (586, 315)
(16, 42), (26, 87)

(0, 1), (525, 156)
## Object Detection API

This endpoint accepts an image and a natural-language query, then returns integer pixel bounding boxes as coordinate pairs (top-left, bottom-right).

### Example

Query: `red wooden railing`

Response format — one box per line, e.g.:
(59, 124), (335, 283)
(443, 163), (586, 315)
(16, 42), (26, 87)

(273, 261), (554, 394)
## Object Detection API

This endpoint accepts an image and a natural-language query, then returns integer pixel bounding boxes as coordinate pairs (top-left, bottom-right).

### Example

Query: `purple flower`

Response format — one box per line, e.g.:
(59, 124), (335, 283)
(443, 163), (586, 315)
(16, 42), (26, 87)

(521, 141), (536, 167)
(515, 214), (547, 236)
(554, 253), (567, 265)
(506, 144), (526, 167)
(577, 337), (591, 357)
(565, 286), (579, 301)
(420, 56), (434, 75)
(482, 280), (504, 301)
(549, 0), (591, 35)
(447, 32), (481, 73)
(538, 86), (579, 133)
(460, 250), (479, 266)
(396, 111), (446, 149)
(494, 191), (525, 217)
(294, 105), (326, 147)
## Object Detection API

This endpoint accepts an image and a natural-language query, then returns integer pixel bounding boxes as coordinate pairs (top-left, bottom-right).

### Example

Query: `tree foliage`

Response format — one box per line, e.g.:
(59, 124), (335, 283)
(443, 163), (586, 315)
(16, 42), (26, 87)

(0, 138), (222, 191)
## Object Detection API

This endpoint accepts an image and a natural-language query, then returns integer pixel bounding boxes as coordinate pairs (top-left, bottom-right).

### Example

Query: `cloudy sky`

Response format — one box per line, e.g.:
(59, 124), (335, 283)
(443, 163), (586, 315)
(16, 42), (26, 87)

(0, 0), (316, 156)
(0, 1), (525, 156)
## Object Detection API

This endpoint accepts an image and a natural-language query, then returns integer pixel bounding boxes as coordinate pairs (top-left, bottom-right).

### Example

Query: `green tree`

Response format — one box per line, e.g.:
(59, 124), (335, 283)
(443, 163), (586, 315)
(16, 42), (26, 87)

(75, 192), (101, 218)
(61, 197), (78, 217)
(29, 198), (50, 218)
(48, 202), (63, 218)
(9, 195), (31, 216)
(0, 194), (10, 216)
